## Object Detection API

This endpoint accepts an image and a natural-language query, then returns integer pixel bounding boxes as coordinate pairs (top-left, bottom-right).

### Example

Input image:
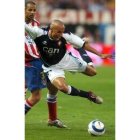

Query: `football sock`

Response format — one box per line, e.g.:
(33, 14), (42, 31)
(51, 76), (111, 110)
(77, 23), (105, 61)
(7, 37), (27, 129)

(25, 99), (33, 114)
(68, 86), (89, 98)
(77, 48), (92, 63)
(47, 94), (57, 121)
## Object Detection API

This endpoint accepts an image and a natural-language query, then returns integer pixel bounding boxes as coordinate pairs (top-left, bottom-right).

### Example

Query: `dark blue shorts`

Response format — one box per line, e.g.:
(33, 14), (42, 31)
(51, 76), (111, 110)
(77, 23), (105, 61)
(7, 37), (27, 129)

(25, 59), (47, 92)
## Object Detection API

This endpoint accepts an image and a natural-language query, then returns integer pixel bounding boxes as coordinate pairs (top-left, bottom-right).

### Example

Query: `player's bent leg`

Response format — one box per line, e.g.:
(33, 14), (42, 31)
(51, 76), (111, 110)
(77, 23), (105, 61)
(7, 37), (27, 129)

(52, 77), (103, 104)
(46, 82), (67, 128)
(67, 86), (103, 104)
(25, 89), (41, 114)
(46, 69), (102, 104)
(28, 89), (42, 105)
(52, 77), (69, 93)
(83, 65), (97, 76)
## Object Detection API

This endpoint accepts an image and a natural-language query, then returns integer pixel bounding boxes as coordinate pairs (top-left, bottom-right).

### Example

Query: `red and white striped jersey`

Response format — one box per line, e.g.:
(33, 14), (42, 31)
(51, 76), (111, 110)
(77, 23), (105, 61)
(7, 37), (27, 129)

(25, 19), (40, 65)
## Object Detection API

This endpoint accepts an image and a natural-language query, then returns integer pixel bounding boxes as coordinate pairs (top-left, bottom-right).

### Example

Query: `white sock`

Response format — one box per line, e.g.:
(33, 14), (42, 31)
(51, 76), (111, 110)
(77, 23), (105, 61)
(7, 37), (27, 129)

(67, 85), (71, 94)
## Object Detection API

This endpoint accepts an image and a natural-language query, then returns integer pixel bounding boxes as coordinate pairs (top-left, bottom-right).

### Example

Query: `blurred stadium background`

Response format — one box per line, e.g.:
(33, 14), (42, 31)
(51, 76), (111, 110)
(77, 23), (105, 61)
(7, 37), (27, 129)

(25, 1), (115, 140)
(26, 0), (115, 67)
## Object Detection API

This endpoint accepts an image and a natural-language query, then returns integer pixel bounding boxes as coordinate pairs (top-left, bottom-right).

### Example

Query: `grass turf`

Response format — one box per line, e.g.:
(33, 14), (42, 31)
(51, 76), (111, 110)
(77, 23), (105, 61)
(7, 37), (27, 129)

(25, 66), (115, 140)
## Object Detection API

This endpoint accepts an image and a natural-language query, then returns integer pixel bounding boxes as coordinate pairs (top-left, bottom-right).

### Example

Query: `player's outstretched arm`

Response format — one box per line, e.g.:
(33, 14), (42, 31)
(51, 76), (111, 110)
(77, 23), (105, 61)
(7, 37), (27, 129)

(63, 32), (85, 48)
(25, 23), (44, 40)
(83, 42), (112, 59)
(64, 32), (112, 59)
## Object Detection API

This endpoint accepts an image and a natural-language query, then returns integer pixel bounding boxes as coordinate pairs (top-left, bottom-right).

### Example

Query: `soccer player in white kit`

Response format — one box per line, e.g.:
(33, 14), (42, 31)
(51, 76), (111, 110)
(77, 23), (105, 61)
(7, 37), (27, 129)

(25, 19), (112, 106)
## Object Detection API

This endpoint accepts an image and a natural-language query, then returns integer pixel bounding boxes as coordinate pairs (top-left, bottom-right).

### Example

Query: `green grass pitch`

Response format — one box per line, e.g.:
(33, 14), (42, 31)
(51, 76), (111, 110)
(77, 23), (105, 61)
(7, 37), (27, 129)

(25, 66), (115, 140)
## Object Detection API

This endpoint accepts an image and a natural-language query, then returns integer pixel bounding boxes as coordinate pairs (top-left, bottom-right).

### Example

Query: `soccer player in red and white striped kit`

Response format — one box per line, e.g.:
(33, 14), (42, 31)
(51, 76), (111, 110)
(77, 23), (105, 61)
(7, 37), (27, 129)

(25, 0), (66, 128)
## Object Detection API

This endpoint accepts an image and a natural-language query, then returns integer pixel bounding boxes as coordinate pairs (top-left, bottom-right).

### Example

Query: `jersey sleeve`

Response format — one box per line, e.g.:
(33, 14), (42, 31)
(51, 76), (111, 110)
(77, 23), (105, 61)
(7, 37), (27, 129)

(63, 32), (85, 48)
(25, 23), (44, 40)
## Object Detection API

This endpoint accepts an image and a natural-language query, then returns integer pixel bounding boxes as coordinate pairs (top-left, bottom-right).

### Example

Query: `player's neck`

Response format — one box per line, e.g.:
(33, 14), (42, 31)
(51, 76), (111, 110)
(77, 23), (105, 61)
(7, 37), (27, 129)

(25, 18), (33, 24)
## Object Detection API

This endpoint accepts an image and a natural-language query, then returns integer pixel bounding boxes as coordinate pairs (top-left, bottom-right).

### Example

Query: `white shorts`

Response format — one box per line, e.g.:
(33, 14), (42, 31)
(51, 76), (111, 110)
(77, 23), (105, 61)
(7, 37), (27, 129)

(42, 52), (87, 82)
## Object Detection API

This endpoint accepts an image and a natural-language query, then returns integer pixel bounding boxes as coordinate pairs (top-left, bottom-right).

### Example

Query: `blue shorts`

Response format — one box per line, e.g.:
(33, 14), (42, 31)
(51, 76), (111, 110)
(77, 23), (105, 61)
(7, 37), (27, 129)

(25, 59), (47, 92)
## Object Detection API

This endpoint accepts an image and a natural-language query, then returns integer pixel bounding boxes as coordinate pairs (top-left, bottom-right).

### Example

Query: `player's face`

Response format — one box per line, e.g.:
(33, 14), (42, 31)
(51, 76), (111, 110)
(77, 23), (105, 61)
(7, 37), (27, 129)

(50, 25), (65, 41)
(25, 3), (36, 23)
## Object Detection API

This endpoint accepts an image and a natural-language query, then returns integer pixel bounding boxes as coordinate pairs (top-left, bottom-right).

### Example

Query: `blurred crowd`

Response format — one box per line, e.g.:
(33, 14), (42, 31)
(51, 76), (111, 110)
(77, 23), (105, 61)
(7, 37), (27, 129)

(36, 0), (115, 11)
(25, 0), (115, 65)
(25, 0), (115, 45)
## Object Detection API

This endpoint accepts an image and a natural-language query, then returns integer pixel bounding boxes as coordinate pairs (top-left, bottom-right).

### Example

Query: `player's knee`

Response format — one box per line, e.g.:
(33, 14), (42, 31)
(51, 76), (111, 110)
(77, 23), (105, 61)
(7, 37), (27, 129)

(48, 86), (58, 95)
(90, 69), (97, 76)
(85, 67), (97, 76)
(57, 83), (68, 93)
(48, 91), (58, 96)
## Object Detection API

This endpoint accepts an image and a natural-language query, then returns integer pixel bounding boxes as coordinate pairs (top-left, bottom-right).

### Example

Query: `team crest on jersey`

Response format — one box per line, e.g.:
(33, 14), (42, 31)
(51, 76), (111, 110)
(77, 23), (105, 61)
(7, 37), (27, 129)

(43, 41), (47, 45)
(58, 41), (62, 47)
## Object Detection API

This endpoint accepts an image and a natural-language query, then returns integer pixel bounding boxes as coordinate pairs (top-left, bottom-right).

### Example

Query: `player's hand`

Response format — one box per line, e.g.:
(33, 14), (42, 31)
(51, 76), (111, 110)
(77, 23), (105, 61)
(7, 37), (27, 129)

(100, 54), (113, 59)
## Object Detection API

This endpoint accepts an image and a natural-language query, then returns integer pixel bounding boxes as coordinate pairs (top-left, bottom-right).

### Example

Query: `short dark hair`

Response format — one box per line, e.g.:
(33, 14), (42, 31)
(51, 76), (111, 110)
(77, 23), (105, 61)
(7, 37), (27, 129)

(50, 19), (64, 29)
(25, 0), (36, 8)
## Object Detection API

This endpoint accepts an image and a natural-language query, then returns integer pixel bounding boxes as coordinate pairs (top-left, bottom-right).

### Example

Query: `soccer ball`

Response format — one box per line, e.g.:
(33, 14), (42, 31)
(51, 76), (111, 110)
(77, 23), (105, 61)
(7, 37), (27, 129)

(88, 120), (105, 136)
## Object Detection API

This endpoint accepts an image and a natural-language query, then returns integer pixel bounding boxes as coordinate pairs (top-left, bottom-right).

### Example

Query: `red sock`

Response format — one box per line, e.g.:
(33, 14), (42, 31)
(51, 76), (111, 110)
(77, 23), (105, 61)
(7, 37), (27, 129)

(47, 94), (57, 121)
(47, 102), (57, 121)
(25, 99), (33, 114)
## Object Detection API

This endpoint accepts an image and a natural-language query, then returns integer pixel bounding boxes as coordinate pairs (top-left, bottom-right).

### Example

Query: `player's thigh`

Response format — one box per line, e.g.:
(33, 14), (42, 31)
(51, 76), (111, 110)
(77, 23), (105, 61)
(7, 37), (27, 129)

(52, 77), (68, 91)
(45, 68), (65, 83)
(83, 65), (97, 76)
